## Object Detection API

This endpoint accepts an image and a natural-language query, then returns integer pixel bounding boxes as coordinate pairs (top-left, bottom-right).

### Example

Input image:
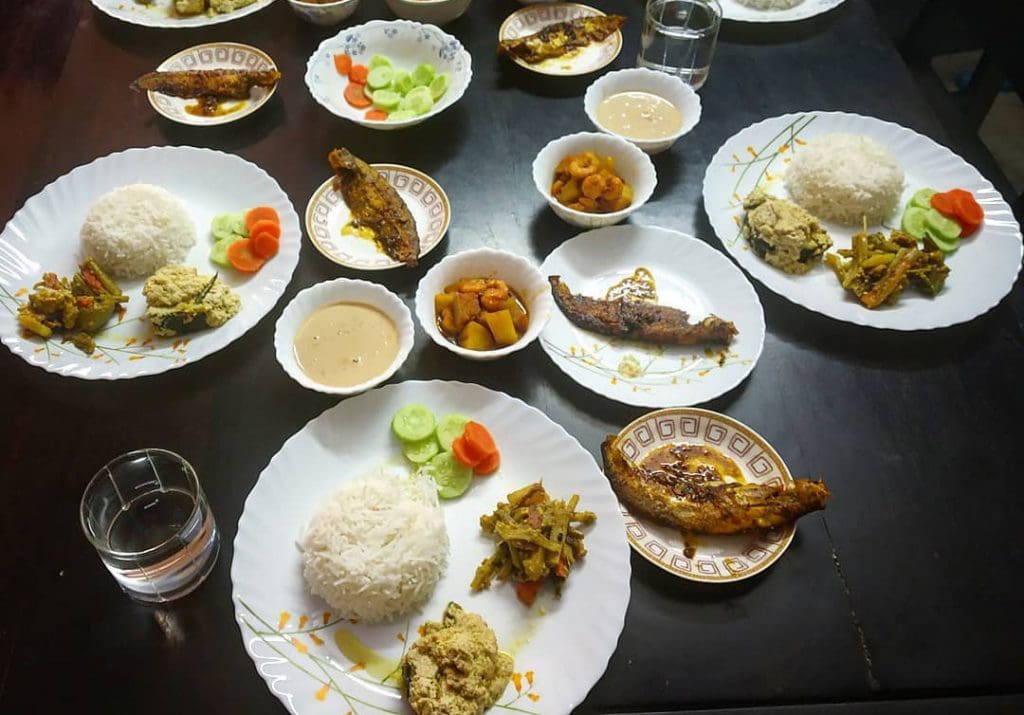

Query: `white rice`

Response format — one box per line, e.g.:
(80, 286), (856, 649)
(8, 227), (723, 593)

(298, 466), (449, 623)
(80, 184), (196, 279)
(784, 133), (905, 226)
(734, 0), (805, 10)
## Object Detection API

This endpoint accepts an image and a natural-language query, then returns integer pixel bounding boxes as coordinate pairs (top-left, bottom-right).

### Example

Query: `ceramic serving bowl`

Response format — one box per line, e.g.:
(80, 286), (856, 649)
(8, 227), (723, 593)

(532, 131), (657, 229)
(288, 0), (360, 26)
(274, 278), (415, 395)
(305, 19), (472, 130)
(384, 0), (473, 25)
(414, 248), (554, 361)
(583, 68), (702, 154)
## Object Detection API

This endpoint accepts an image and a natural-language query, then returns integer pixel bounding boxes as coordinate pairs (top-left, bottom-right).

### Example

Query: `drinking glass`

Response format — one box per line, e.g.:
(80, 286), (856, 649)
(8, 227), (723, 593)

(638, 0), (723, 90)
(80, 448), (219, 603)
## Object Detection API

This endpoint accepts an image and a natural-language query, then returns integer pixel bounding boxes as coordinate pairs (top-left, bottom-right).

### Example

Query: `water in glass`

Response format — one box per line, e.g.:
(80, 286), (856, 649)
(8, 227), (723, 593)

(638, 0), (722, 90)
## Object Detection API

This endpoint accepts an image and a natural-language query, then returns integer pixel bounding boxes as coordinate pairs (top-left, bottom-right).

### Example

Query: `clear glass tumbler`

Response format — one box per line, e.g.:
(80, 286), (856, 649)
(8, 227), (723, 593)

(638, 0), (723, 90)
(80, 448), (219, 603)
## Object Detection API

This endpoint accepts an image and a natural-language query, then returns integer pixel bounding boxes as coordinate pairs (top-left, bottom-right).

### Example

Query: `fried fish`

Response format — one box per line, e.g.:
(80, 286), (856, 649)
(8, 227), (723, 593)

(548, 276), (737, 346)
(601, 439), (831, 535)
(498, 14), (626, 64)
(328, 148), (420, 267)
(130, 69), (281, 101)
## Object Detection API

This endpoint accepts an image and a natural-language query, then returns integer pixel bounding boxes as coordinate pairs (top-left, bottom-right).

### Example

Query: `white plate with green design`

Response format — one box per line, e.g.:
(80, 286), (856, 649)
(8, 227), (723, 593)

(90, 0), (276, 28)
(703, 111), (1023, 330)
(231, 380), (631, 715)
(539, 225), (765, 408)
(0, 146), (300, 379)
(720, 0), (846, 24)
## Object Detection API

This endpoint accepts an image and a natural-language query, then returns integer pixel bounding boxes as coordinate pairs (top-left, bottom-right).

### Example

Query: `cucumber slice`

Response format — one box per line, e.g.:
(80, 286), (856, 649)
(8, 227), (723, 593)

(422, 452), (473, 499)
(367, 66), (394, 90)
(400, 86), (434, 116)
(403, 436), (440, 464)
(429, 73), (450, 101)
(392, 404), (436, 442)
(436, 414), (469, 451)
(924, 208), (961, 242)
(392, 71), (414, 96)
(910, 188), (937, 210)
(209, 237), (233, 268)
(387, 109), (417, 122)
(901, 206), (928, 239)
(925, 232), (959, 253)
(411, 63), (436, 87)
(211, 212), (246, 242)
(372, 89), (402, 111)
(368, 55), (392, 70)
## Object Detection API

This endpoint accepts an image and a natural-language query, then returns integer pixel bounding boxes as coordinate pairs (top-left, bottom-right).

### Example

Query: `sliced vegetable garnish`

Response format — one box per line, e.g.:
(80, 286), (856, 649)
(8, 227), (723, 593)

(388, 109), (417, 122)
(348, 64), (369, 84)
(910, 188), (936, 210)
(212, 212), (246, 241)
(365, 109), (388, 121)
(462, 421), (498, 462)
(435, 414), (470, 451)
(333, 53), (352, 76)
(392, 71), (414, 95)
(924, 208), (961, 243)
(227, 238), (265, 273)
(371, 89), (402, 111)
(429, 73), (450, 102)
(403, 436), (441, 465)
(901, 206), (928, 240)
(250, 232), (280, 259)
(451, 436), (481, 469)
(392, 404), (436, 442)
(368, 54), (392, 70)
(423, 452), (473, 499)
(344, 81), (373, 109)
(411, 63), (436, 88)
(210, 237), (233, 268)
(244, 206), (279, 233)
(367, 66), (394, 90)
(474, 450), (501, 476)
(248, 219), (281, 240)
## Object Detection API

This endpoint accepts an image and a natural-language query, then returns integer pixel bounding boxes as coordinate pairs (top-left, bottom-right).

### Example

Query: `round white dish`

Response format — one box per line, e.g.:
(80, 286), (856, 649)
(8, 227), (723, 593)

(609, 407), (796, 583)
(90, 0), (275, 28)
(499, 2), (622, 76)
(415, 248), (554, 361)
(702, 111), (1023, 330)
(583, 68), (702, 154)
(720, 0), (846, 23)
(540, 225), (764, 408)
(146, 42), (278, 127)
(0, 146), (300, 380)
(231, 379), (631, 715)
(274, 278), (414, 395)
(305, 165), (450, 270)
(532, 132), (657, 229)
(305, 19), (472, 130)
(288, 0), (360, 25)
(384, 0), (472, 25)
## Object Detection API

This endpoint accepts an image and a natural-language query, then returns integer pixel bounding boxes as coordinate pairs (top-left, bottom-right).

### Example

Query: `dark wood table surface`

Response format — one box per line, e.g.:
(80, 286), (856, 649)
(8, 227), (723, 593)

(1, 0), (1022, 713)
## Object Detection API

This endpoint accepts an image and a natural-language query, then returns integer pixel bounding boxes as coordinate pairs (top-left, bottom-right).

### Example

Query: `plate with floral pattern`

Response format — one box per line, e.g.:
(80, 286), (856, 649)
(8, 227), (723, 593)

(90, 0), (276, 28)
(499, 3), (623, 77)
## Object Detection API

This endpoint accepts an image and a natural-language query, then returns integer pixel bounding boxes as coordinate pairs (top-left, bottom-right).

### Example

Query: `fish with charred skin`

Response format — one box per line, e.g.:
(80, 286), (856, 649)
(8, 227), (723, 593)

(131, 69), (281, 101)
(498, 15), (626, 64)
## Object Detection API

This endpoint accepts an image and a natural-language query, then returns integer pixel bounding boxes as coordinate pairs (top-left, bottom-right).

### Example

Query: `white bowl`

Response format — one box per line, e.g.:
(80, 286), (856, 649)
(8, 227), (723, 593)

(288, 0), (360, 26)
(532, 132), (657, 229)
(414, 248), (554, 361)
(305, 19), (472, 130)
(274, 278), (415, 395)
(384, 0), (472, 25)
(583, 68), (702, 154)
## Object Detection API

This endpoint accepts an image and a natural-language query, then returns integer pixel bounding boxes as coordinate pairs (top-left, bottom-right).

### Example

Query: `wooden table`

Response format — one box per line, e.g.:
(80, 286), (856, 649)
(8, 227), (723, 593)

(1, 1), (1021, 713)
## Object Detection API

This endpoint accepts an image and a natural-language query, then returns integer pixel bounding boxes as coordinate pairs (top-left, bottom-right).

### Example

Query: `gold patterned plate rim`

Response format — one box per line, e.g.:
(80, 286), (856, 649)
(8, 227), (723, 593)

(612, 407), (796, 584)
(498, 3), (624, 77)
(148, 42), (278, 127)
(304, 164), (451, 271)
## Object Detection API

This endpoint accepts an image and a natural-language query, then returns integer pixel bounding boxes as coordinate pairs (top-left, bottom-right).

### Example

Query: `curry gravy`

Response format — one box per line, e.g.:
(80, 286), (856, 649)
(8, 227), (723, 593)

(293, 302), (399, 387)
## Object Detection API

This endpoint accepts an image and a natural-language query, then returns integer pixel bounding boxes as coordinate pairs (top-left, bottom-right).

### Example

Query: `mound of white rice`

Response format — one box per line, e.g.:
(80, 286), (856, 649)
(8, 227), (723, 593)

(784, 133), (905, 226)
(80, 184), (196, 279)
(299, 466), (449, 623)
(735, 0), (805, 9)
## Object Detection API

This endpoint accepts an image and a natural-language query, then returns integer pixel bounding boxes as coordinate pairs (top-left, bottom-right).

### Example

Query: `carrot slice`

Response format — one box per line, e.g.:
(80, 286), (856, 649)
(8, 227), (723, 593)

(344, 81), (372, 109)
(451, 436), (482, 469)
(930, 191), (957, 218)
(244, 206), (279, 233)
(348, 64), (369, 84)
(250, 231), (280, 259)
(515, 580), (543, 607)
(462, 421), (498, 463)
(365, 109), (388, 121)
(227, 239), (266, 273)
(249, 219), (281, 240)
(473, 450), (500, 476)
(333, 53), (352, 76)
(953, 192), (984, 227)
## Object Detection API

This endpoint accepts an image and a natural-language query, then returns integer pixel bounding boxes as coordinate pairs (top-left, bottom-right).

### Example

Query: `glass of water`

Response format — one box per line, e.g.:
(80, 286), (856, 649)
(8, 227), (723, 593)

(80, 448), (219, 603)
(638, 0), (723, 90)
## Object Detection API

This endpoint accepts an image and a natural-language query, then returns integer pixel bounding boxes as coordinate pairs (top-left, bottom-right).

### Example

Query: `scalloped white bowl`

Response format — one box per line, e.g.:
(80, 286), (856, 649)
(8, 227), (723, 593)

(384, 0), (472, 25)
(274, 278), (414, 395)
(288, 0), (360, 26)
(532, 132), (657, 229)
(414, 248), (553, 361)
(305, 19), (472, 130)
(583, 68), (702, 154)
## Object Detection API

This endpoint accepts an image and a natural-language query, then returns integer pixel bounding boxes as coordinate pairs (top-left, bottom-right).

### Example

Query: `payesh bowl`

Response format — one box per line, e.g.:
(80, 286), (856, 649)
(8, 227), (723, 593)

(384, 0), (473, 25)
(532, 131), (657, 229)
(287, 0), (360, 26)
(274, 278), (414, 395)
(415, 248), (553, 361)
(583, 68), (702, 154)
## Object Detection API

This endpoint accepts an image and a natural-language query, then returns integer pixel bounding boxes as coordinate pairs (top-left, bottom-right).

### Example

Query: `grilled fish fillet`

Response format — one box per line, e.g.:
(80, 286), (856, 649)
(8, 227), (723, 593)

(549, 276), (737, 346)
(498, 15), (626, 64)
(602, 438), (830, 534)
(328, 148), (420, 267)
(130, 69), (281, 100)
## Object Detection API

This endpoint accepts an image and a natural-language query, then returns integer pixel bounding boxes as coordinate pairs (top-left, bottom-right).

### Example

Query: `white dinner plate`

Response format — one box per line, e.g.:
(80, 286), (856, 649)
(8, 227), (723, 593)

(719, 0), (846, 23)
(90, 0), (276, 28)
(231, 380), (631, 715)
(0, 146), (300, 379)
(539, 226), (765, 408)
(702, 111), (1023, 330)
(499, 3), (623, 77)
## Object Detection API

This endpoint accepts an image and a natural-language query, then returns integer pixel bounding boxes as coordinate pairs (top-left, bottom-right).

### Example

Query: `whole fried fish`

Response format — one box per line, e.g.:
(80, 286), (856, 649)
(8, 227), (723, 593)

(329, 148), (420, 267)
(549, 276), (737, 346)
(498, 14), (626, 64)
(130, 69), (281, 101)
(602, 438), (831, 534)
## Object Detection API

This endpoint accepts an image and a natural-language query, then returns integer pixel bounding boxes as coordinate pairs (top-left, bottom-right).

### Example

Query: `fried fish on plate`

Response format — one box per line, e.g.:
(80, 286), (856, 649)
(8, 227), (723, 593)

(549, 275), (737, 346)
(328, 148), (420, 267)
(498, 14), (626, 64)
(131, 69), (281, 100)
(601, 437), (830, 534)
